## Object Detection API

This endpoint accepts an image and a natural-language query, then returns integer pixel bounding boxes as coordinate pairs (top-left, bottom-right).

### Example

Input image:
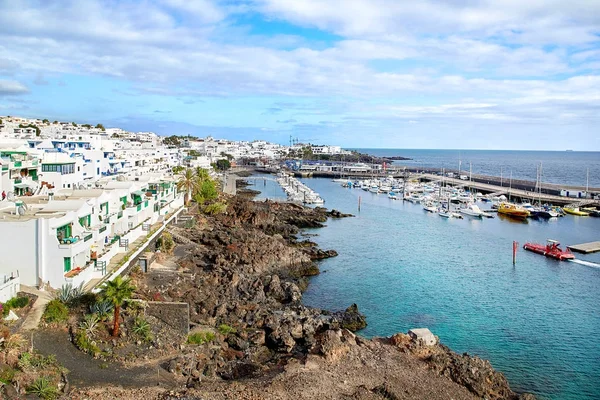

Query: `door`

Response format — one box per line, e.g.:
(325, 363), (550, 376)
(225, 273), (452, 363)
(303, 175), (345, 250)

(63, 257), (72, 273)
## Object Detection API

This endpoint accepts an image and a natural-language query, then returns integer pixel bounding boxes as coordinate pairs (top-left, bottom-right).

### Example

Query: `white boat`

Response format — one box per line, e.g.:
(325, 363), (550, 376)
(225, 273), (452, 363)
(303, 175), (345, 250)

(438, 210), (453, 218)
(388, 192), (399, 200)
(404, 193), (422, 203)
(423, 202), (438, 213)
(460, 204), (485, 218)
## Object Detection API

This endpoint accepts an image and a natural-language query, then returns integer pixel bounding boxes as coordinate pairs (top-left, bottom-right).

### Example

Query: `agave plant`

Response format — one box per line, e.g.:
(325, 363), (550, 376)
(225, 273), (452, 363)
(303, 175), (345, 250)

(79, 313), (100, 337)
(132, 317), (150, 336)
(89, 301), (113, 321)
(55, 282), (85, 304)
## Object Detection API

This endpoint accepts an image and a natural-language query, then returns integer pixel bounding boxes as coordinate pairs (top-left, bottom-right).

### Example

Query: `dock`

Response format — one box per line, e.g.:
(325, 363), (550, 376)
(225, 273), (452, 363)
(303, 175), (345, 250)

(567, 241), (600, 254)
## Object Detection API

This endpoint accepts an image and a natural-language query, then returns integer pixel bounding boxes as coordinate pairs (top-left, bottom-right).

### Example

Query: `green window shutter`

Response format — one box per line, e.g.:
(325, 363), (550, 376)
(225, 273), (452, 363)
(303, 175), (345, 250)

(64, 257), (71, 272)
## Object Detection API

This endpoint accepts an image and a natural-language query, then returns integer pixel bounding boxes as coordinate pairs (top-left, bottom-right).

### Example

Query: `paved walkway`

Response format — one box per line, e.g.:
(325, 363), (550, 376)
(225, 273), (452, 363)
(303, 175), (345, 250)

(19, 285), (53, 331)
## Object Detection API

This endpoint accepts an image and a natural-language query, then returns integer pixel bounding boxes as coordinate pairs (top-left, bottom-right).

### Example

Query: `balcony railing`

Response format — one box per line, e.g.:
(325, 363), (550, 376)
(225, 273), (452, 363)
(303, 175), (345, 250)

(99, 225), (107, 233)
(83, 233), (93, 242)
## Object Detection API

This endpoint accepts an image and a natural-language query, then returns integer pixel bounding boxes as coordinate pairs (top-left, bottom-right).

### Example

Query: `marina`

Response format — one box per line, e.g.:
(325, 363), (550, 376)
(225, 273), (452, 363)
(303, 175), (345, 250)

(250, 173), (600, 400)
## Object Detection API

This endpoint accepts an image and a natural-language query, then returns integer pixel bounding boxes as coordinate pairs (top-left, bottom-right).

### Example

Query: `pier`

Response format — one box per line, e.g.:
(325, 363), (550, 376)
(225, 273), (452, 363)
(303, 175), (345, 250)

(567, 241), (600, 254)
(250, 166), (600, 207)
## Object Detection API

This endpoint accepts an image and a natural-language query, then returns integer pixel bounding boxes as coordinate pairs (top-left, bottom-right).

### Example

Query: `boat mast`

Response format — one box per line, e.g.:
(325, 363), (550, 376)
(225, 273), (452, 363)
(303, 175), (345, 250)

(537, 162), (543, 206)
(586, 167), (589, 197)
(509, 170), (512, 202)
(469, 161), (472, 195)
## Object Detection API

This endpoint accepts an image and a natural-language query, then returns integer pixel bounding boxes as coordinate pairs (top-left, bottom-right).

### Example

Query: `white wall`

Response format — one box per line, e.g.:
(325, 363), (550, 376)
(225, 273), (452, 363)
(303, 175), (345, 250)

(0, 276), (20, 303)
(0, 219), (38, 286)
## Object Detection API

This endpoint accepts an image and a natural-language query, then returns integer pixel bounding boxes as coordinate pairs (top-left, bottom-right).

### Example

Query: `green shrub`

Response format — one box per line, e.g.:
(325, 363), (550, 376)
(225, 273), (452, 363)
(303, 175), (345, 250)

(0, 364), (16, 384)
(5, 296), (29, 309)
(132, 317), (153, 342)
(18, 352), (56, 371)
(42, 300), (69, 323)
(187, 331), (215, 345)
(74, 330), (101, 357)
(203, 202), (227, 215)
(27, 376), (59, 400)
(218, 324), (236, 335)
(160, 232), (175, 254)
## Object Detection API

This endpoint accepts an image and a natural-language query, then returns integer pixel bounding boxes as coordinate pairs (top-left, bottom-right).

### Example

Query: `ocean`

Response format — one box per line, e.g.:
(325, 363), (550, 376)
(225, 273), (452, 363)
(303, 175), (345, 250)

(249, 172), (600, 400)
(352, 149), (600, 188)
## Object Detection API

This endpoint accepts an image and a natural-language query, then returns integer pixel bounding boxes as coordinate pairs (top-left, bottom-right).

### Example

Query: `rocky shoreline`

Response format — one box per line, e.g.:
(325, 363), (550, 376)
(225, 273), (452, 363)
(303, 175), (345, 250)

(26, 189), (533, 399)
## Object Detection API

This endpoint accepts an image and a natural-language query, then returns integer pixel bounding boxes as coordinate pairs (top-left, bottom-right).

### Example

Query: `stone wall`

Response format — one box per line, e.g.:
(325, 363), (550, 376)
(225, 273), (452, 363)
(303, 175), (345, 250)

(146, 301), (189, 335)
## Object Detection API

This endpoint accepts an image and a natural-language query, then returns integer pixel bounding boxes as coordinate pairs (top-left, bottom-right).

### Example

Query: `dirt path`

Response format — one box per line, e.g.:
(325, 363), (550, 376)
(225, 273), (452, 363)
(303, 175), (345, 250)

(32, 329), (177, 389)
(20, 285), (53, 330)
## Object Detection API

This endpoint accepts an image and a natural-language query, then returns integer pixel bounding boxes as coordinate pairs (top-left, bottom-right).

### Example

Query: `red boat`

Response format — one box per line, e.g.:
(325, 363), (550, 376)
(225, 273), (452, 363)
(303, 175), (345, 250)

(523, 239), (575, 261)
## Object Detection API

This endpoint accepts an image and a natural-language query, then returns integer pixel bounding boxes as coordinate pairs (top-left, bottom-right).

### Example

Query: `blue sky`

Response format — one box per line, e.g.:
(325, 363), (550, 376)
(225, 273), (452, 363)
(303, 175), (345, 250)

(0, 0), (599, 150)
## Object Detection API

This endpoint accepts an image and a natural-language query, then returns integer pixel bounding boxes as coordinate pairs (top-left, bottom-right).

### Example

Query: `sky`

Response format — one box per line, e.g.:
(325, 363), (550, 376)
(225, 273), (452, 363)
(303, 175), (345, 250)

(0, 0), (599, 150)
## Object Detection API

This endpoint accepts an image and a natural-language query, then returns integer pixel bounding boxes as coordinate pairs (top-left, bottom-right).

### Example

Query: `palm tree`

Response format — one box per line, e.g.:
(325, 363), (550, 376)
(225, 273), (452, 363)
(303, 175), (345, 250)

(177, 168), (197, 205)
(100, 276), (135, 337)
(195, 167), (210, 184)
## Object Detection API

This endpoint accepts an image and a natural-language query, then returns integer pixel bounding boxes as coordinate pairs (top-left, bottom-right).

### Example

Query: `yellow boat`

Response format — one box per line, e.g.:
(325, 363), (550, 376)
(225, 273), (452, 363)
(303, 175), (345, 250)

(563, 207), (589, 216)
(497, 202), (530, 219)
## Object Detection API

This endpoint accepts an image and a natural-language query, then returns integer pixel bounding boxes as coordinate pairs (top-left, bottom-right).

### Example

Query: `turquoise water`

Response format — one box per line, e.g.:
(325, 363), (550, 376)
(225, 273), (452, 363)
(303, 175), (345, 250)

(353, 149), (600, 187)
(255, 175), (600, 400)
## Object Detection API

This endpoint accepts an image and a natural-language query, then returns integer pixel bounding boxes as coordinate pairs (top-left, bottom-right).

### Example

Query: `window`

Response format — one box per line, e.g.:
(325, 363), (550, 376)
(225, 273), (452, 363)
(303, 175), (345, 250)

(57, 224), (72, 241)
(79, 214), (91, 227)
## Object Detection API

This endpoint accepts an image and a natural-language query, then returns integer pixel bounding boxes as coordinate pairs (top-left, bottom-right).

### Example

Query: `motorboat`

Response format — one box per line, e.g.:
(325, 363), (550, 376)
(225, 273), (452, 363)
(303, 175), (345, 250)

(563, 207), (589, 216)
(423, 202), (438, 213)
(523, 239), (575, 261)
(459, 204), (485, 218)
(581, 207), (600, 217)
(497, 202), (530, 219)
(388, 192), (400, 200)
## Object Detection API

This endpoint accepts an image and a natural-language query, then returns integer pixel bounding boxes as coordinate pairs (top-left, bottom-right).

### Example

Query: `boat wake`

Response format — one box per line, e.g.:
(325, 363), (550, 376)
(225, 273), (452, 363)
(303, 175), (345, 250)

(568, 259), (600, 268)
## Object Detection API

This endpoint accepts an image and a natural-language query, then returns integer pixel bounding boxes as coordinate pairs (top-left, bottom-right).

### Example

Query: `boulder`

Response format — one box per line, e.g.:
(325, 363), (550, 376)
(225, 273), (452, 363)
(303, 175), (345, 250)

(333, 303), (367, 331)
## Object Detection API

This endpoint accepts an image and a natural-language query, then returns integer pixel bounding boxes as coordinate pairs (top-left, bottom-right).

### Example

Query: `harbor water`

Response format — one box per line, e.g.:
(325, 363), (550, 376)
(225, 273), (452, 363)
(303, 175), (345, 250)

(353, 149), (600, 188)
(250, 174), (600, 400)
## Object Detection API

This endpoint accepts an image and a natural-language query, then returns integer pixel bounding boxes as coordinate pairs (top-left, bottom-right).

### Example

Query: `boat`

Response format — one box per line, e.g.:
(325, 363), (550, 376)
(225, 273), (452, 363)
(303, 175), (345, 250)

(438, 210), (452, 218)
(523, 239), (575, 261)
(388, 191), (399, 200)
(423, 202), (437, 213)
(581, 207), (600, 217)
(563, 207), (589, 216)
(497, 202), (530, 219)
(459, 204), (485, 218)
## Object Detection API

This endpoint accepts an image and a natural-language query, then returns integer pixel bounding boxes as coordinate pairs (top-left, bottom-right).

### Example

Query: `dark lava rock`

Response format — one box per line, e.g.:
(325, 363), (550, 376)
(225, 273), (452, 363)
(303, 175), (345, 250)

(333, 303), (367, 332)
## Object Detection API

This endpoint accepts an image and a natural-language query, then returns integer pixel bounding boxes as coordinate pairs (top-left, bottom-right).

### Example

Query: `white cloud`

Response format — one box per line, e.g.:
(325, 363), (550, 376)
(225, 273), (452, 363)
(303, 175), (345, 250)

(0, 80), (29, 95)
(254, 0), (600, 44)
(0, 0), (598, 142)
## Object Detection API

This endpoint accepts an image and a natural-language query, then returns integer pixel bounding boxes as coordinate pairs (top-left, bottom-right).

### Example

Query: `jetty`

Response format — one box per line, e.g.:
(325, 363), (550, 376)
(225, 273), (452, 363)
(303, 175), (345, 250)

(567, 241), (600, 254)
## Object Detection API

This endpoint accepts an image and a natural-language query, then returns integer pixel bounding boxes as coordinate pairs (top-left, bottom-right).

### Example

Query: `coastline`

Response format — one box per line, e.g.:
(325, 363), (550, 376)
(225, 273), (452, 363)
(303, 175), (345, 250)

(24, 185), (534, 399)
